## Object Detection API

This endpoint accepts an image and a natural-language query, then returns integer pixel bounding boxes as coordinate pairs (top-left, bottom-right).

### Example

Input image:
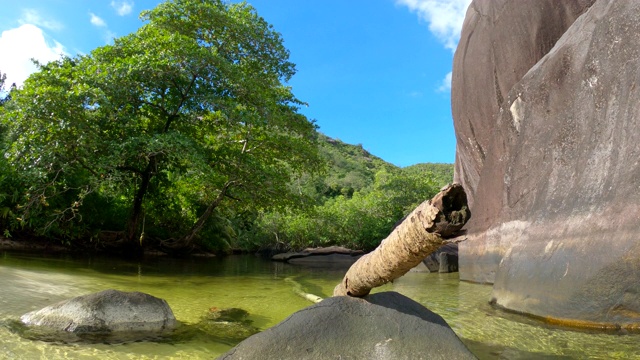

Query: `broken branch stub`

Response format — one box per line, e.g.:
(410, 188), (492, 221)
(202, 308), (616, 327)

(333, 183), (470, 297)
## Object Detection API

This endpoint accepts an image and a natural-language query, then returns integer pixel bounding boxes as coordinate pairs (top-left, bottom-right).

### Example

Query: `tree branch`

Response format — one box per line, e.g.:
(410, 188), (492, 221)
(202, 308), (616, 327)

(333, 183), (470, 297)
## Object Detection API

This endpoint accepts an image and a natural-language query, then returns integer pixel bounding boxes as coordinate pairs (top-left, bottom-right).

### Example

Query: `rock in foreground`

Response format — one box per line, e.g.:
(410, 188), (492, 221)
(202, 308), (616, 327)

(219, 291), (476, 360)
(20, 289), (176, 342)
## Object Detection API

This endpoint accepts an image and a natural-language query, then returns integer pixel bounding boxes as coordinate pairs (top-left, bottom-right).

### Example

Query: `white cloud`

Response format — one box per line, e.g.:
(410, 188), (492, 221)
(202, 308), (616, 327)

(19, 9), (64, 31)
(89, 13), (116, 44)
(111, 1), (134, 16)
(90, 13), (107, 27)
(396, 0), (471, 52)
(104, 30), (117, 44)
(437, 71), (452, 92)
(0, 24), (67, 87)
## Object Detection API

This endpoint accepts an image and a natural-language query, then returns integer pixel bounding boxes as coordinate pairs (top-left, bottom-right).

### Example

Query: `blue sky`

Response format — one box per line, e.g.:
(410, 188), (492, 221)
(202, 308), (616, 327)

(0, 0), (471, 167)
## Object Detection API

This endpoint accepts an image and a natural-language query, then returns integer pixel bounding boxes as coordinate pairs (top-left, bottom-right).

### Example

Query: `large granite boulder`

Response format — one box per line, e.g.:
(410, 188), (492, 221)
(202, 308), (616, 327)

(20, 289), (176, 341)
(452, 0), (595, 208)
(219, 291), (476, 359)
(454, 0), (640, 328)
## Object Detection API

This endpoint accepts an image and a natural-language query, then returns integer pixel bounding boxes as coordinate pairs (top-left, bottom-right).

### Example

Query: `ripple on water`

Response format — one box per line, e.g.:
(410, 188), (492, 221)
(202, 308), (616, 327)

(389, 272), (640, 359)
(2, 254), (640, 359)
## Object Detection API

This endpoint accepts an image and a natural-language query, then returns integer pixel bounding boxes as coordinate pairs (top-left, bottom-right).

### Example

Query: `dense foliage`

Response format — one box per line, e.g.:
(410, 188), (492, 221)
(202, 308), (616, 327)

(0, 0), (454, 255)
(175, 134), (454, 252)
(246, 137), (454, 251)
(0, 0), (321, 254)
(0, 71), (21, 238)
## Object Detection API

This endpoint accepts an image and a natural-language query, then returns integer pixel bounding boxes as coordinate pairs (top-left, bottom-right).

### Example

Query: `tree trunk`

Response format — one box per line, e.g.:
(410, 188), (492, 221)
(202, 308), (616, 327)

(174, 181), (236, 249)
(333, 183), (470, 297)
(125, 160), (155, 252)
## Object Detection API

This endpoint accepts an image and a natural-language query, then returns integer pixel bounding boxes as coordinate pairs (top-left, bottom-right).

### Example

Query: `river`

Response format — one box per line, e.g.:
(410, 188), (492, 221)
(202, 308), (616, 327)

(1, 251), (639, 359)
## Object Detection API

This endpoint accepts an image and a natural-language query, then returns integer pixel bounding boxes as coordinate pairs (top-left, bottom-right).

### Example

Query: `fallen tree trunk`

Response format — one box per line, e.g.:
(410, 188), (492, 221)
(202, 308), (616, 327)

(333, 183), (470, 297)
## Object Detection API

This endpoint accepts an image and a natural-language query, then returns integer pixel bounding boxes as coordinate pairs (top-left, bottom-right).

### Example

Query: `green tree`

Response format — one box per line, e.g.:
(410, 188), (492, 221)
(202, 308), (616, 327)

(0, 71), (22, 237)
(402, 163), (454, 189)
(251, 162), (446, 251)
(2, 0), (321, 254)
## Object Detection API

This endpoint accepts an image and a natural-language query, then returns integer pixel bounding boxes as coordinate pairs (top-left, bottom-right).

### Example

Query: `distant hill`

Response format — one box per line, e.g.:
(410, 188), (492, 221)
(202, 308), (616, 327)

(314, 133), (394, 199)
(260, 133), (456, 250)
(315, 133), (454, 198)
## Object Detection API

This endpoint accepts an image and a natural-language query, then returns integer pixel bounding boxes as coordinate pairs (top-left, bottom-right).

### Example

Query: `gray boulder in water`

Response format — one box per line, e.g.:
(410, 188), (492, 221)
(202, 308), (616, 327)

(20, 289), (176, 338)
(219, 291), (476, 360)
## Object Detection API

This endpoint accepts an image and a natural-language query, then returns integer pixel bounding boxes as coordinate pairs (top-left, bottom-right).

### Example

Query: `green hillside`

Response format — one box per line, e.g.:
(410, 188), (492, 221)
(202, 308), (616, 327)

(245, 134), (455, 251)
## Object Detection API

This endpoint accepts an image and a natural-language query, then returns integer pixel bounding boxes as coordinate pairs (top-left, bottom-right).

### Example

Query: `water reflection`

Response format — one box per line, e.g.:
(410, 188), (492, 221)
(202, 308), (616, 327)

(1, 252), (639, 359)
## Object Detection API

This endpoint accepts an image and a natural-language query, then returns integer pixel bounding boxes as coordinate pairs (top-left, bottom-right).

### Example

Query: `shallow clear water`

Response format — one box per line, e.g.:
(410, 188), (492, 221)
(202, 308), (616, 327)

(1, 251), (639, 359)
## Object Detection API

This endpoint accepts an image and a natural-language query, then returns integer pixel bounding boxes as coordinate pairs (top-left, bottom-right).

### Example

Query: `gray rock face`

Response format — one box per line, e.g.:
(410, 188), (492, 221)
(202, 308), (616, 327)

(20, 289), (176, 336)
(452, 0), (595, 208)
(422, 243), (459, 273)
(219, 291), (476, 360)
(454, 0), (640, 327)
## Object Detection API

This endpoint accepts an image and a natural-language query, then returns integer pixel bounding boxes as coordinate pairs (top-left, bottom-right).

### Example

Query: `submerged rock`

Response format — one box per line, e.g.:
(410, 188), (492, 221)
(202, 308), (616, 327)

(206, 307), (250, 322)
(219, 291), (476, 359)
(198, 307), (259, 343)
(19, 289), (176, 342)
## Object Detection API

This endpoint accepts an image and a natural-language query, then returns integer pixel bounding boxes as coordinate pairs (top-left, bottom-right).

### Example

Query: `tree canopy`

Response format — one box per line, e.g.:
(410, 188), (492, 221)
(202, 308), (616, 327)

(1, 0), (322, 254)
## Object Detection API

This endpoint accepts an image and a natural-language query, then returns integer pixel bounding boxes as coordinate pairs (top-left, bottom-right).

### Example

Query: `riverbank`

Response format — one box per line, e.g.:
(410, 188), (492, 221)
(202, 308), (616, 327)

(0, 235), (219, 258)
(0, 236), (69, 254)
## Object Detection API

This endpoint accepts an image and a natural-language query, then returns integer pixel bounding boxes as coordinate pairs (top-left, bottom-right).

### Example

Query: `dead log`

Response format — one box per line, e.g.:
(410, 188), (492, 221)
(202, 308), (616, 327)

(333, 183), (470, 297)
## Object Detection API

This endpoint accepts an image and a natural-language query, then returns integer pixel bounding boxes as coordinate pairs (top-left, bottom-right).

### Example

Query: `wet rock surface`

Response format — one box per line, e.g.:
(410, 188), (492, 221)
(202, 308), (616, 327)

(219, 291), (476, 359)
(453, 0), (640, 327)
(422, 243), (459, 273)
(18, 289), (176, 343)
(272, 246), (363, 267)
